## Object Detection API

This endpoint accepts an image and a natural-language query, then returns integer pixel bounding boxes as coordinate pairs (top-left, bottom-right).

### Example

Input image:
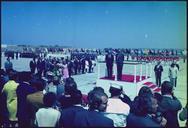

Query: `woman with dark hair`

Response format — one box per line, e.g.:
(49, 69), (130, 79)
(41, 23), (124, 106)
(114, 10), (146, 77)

(138, 86), (153, 97)
(59, 89), (84, 128)
(127, 86), (166, 127)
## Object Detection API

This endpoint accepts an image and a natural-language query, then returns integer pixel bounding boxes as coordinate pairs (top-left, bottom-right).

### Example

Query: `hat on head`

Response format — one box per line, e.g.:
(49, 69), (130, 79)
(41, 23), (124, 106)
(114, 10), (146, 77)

(109, 84), (123, 96)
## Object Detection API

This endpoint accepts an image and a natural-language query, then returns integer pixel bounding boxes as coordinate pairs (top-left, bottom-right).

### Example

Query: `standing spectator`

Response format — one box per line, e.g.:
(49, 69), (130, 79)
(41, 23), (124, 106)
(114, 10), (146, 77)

(16, 52), (19, 60)
(73, 90), (114, 127)
(36, 57), (42, 78)
(158, 81), (182, 128)
(16, 72), (36, 128)
(0, 69), (9, 127)
(91, 59), (96, 73)
(85, 59), (89, 73)
(45, 73), (57, 94)
(169, 63), (178, 87)
(77, 59), (81, 74)
(68, 59), (74, 77)
(73, 57), (79, 75)
(116, 50), (124, 81)
(59, 89), (85, 128)
(4, 57), (13, 74)
(2, 71), (19, 127)
(174, 61), (180, 70)
(179, 103), (187, 127)
(174, 61), (180, 87)
(35, 92), (61, 127)
(30, 57), (37, 74)
(105, 85), (130, 127)
(105, 50), (114, 78)
(81, 57), (85, 74)
(62, 61), (69, 80)
(127, 91), (166, 127)
(88, 57), (92, 73)
(154, 61), (163, 87)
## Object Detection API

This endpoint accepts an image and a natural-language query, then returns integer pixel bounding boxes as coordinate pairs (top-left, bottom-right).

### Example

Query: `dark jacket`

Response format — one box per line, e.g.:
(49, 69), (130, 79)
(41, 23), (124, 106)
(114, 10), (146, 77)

(158, 95), (182, 128)
(105, 53), (114, 66)
(154, 65), (163, 76)
(74, 109), (114, 127)
(127, 113), (161, 127)
(16, 82), (36, 120)
(116, 53), (124, 65)
(59, 105), (85, 128)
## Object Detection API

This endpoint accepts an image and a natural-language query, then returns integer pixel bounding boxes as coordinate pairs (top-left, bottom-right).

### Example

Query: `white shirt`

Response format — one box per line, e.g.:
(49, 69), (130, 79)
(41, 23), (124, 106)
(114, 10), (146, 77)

(106, 98), (130, 115)
(169, 66), (178, 78)
(105, 98), (130, 127)
(35, 108), (61, 127)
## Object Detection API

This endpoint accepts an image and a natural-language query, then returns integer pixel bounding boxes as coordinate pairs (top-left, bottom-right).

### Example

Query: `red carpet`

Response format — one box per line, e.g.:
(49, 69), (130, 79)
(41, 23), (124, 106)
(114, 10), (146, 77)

(143, 82), (161, 93)
(100, 74), (147, 83)
(100, 74), (161, 93)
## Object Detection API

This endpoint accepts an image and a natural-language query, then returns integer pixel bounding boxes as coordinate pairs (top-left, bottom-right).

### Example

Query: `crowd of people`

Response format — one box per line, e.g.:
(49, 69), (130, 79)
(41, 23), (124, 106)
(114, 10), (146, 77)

(1, 47), (187, 127)
(0, 66), (187, 127)
(28, 55), (97, 80)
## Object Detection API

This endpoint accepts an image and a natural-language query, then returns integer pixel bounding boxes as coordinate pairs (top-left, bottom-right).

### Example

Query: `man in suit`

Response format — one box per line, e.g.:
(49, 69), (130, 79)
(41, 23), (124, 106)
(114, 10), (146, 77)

(16, 72), (36, 128)
(30, 57), (37, 74)
(158, 81), (182, 128)
(4, 57), (13, 74)
(116, 50), (124, 81)
(73, 90), (114, 127)
(59, 89), (85, 128)
(154, 61), (163, 87)
(105, 50), (114, 78)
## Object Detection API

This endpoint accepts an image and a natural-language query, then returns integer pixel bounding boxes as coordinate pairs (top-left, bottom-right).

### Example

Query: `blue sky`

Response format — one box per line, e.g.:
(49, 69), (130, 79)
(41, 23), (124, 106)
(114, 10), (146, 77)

(1, 1), (186, 49)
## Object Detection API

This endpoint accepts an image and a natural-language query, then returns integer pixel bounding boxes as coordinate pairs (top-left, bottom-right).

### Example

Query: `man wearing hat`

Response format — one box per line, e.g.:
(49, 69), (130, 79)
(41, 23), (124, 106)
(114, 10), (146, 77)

(105, 84), (130, 127)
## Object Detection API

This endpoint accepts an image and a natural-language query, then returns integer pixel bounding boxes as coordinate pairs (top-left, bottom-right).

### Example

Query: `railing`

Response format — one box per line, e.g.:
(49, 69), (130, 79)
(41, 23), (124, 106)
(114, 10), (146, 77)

(97, 61), (152, 83)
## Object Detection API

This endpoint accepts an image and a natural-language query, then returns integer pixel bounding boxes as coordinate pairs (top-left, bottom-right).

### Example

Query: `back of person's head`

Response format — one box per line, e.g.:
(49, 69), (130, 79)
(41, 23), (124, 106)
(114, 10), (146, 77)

(88, 90), (108, 112)
(154, 92), (162, 103)
(65, 81), (77, 94)
(53, 76), (60, 85)
(65, 77), (75, 84)
(161, 81), (173, 95)
(109, 85), (123, 97)
(70, 89), (83, 105)
(43, 92), (57, 107)
(138, 86), (153, 97)
(18, 71), (32, 82)
(131, 94), (156, 116)
(30, 80), (44, 91)
(93, 86), (105, 93)
(8, 71), (17, 81)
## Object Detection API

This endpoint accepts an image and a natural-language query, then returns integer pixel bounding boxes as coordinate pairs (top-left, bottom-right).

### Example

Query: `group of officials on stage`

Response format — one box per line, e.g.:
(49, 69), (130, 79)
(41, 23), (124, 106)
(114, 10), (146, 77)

(105, 50), (124, 81)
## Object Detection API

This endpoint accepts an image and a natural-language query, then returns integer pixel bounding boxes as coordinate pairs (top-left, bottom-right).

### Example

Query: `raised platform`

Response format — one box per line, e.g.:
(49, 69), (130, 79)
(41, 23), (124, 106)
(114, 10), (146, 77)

(100, 74), (147, 83)
(96, 74), (160, 100)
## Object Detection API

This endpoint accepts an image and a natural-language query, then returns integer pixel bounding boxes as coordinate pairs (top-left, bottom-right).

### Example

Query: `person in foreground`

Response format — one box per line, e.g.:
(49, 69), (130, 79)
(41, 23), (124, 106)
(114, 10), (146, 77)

(73, 90), (114, 127)
(127, 86), (167, 127)
(35, 92), (61, 127)
(158, 81), (182, 128)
